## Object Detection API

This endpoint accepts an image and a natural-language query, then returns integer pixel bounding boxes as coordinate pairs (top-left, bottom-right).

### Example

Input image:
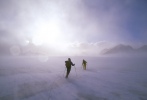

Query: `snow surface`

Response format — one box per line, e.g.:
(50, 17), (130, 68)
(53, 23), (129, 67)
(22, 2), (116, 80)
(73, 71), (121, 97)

(0, 56), (147, 100)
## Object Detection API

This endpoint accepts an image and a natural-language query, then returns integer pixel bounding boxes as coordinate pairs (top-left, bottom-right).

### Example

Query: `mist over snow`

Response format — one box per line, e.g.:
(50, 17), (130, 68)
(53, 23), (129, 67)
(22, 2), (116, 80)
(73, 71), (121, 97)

(0, 41), (147, 57)
(0, 56), (147, 100)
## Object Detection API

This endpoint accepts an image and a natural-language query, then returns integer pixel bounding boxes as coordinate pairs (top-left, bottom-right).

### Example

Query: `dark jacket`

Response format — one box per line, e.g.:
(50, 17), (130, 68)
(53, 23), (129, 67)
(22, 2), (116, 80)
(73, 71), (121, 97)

(65, 60), (74, 68)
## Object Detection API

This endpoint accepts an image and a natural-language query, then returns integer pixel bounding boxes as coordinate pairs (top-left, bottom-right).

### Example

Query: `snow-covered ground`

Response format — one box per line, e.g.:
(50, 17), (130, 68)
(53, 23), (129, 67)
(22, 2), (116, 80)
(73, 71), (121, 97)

(0, 56), (147, 100)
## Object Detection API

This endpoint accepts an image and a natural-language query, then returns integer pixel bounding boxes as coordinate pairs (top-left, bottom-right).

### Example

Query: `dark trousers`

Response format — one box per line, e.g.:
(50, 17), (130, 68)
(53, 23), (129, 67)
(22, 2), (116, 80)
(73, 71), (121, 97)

(66, 66), (71, 78)
(83, 64), (86, 70)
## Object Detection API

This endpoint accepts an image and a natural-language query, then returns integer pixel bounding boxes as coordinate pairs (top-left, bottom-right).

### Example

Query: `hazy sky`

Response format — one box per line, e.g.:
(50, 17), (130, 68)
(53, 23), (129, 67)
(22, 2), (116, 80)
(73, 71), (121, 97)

(0, 0), (147, 56)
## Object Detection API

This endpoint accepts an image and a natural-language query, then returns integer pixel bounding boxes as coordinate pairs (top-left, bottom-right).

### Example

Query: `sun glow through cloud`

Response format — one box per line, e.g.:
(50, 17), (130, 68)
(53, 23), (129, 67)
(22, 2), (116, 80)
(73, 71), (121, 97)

(0, 0), (147, 56)
(32, 19), (62, 45)
(30, 15), (73, 55)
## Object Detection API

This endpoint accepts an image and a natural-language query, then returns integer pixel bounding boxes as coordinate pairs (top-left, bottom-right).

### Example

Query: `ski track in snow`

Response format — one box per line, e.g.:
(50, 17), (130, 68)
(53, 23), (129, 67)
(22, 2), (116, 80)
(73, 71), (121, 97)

(0, 56), (147, 100)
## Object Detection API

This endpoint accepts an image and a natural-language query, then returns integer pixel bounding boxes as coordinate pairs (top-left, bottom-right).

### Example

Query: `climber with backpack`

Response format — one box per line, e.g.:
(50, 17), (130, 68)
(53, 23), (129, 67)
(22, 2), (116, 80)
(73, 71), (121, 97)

(65, 58), (75, 78)
(82, 59), (87, 70)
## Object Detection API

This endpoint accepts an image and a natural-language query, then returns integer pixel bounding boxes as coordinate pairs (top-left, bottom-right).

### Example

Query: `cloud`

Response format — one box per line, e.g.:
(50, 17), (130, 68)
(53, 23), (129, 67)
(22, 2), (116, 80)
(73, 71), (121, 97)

(66, 41), (115, 56)
(0, 41), (11, 56)
(0, 0), (147, 56)
(0, 0), (146, 44)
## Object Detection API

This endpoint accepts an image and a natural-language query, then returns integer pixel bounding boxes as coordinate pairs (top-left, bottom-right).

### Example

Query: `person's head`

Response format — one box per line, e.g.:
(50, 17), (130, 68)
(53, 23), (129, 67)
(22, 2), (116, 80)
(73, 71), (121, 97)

(68, 58), (71, 61)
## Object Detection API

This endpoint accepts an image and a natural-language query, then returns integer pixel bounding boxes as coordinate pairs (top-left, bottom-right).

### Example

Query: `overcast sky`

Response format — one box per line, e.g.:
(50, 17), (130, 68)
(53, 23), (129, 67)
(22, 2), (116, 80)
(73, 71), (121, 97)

(0, 0), (147, 56)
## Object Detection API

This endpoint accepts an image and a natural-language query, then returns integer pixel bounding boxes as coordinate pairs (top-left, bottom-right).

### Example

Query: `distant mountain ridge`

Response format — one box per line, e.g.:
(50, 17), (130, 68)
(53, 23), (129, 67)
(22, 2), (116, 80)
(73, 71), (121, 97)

(101, 44), (147, 55)
(138, 45), (147, 52)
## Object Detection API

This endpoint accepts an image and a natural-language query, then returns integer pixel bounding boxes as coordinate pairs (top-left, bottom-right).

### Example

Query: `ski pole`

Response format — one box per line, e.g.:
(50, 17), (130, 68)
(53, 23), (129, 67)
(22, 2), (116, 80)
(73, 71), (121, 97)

(63, 67), (66, 77)
(74, 65), (77, 76)
(87, 63), (88, 70)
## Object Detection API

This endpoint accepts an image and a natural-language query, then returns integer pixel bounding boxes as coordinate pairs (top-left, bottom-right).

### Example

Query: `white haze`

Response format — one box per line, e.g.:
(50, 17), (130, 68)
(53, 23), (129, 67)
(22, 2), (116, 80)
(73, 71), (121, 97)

(1, 0), (147, 56)
(0, 56), (147, 100)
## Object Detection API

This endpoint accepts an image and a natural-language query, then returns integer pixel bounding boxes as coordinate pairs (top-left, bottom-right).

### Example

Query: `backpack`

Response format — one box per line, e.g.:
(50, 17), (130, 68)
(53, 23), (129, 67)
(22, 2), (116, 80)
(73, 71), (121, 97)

(65, 61), (70, 67)
(83, 60), (87, 64)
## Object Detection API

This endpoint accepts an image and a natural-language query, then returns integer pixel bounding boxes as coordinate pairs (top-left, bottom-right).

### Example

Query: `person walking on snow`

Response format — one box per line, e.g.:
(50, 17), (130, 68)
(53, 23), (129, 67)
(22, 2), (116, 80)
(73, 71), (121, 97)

(82, 59), (87, 70)
(65, 58), (75, 78)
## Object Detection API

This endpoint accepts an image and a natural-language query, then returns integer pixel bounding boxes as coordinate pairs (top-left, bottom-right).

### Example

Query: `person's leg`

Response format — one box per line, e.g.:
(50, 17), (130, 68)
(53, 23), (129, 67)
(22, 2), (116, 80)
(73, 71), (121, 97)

(66, 66), (71, 78)
(83, 64), (84, 70)
(83, 64), (86, 70)
(65, 66), (67, 78)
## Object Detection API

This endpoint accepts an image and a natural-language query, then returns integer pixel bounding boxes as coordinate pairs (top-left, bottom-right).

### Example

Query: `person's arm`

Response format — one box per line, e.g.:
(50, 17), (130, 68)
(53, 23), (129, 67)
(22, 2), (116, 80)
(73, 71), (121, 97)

(71, 61), (75, 66)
